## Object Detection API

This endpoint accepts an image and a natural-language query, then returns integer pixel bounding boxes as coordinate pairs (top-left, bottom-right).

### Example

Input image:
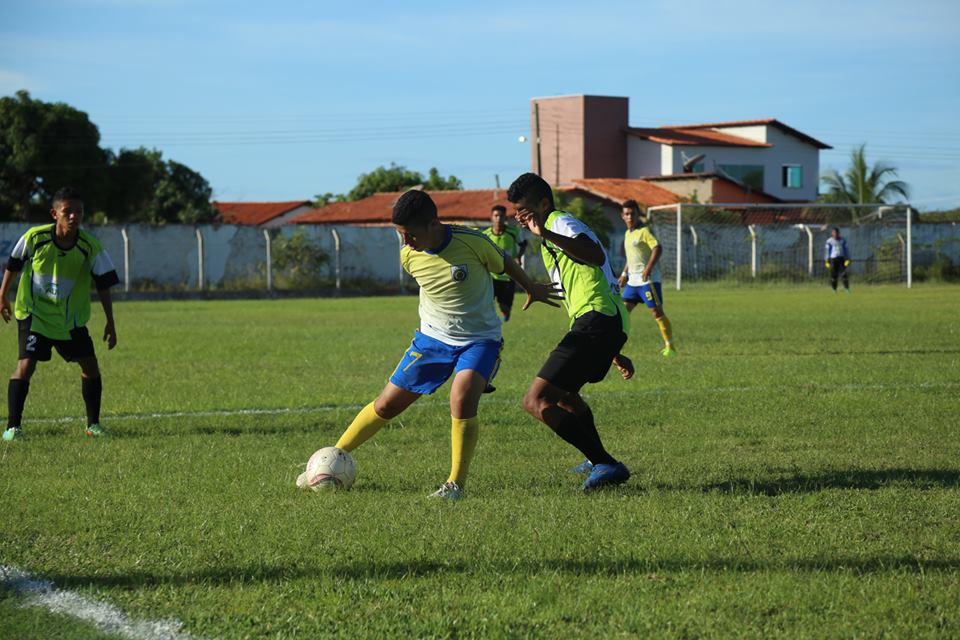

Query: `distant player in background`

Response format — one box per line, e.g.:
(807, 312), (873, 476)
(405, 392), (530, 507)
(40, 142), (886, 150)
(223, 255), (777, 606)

(825, 227), (850, 293)
(508, 172), (634, 491)
(299, 190), (560, 499)
(618, 200), (676, 357)
(0, 187), (120, 441)
(482, 204), (527, 322)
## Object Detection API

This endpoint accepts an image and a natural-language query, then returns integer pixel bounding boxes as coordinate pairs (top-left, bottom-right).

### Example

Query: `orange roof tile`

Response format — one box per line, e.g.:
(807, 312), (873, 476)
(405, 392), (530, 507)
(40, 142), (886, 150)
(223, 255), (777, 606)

(627, 127), (771, 148)
(662, 118), (832, 149)
(214, 200), (312, 225)
(291, 190), (512, 225)
(564, 179), (682, 207)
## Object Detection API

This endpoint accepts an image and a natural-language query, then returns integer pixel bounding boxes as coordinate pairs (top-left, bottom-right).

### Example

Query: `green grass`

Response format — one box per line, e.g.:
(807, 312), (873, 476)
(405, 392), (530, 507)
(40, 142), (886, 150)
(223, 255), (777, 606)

(1, 284), (958, 638)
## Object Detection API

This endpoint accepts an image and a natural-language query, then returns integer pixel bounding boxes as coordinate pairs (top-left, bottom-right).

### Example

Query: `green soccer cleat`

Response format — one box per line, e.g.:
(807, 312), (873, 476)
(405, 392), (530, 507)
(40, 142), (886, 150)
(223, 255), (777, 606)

(2, 427), (23, 441)
(661, 347), (677, 358)
(85, 424), (106, 437)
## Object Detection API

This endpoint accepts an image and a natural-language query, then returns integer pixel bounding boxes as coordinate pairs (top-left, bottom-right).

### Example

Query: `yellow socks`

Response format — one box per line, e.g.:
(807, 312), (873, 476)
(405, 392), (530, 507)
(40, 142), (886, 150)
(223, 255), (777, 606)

(656, 315), (673, 348)
(448, 416), (479, 486)
(334, 402), (389, 452)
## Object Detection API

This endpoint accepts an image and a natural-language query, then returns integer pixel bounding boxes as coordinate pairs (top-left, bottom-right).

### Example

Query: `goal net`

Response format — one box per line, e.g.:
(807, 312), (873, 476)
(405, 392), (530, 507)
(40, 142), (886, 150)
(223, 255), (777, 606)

(645, 203), (915, 288)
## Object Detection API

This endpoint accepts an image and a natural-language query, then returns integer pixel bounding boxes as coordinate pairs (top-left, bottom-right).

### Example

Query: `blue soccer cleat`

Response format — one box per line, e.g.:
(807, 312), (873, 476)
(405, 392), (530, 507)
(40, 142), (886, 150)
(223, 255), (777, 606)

(570, 459), (594, 474)
(582, 462), (630, 490)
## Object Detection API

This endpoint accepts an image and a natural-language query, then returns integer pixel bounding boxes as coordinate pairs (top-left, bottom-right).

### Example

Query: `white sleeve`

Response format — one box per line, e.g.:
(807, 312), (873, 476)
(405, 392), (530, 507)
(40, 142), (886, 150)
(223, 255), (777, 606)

(550, 215), (591, 239)
(10, 235), (29, 260)
(92, 249), (116, 276)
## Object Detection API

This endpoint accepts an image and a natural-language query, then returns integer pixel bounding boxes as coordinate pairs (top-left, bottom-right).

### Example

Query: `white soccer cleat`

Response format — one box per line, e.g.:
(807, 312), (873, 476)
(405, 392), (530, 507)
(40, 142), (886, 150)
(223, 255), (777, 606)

(428, 481), (462, 500)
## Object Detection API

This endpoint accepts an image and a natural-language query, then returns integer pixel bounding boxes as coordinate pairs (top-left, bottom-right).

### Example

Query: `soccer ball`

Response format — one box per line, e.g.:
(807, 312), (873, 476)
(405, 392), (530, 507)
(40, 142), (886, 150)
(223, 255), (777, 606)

(303, 447), (356, 491)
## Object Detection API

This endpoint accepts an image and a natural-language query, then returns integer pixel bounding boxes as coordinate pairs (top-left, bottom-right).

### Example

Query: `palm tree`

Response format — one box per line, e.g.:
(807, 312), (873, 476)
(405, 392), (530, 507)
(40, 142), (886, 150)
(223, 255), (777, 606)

(820, 144), (910, 205)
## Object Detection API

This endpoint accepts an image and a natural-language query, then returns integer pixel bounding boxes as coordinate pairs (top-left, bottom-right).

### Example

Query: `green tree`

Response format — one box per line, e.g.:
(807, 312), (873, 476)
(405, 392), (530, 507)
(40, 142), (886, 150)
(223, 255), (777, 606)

(343, 163), (462, 201)
(271, 228), (329, 288)
(422, 167), (463, 191)
(820, 144), (910, 206)
(0, 90), (109, 220)
(101, 147), (216, 224)
(553, 189), (613, 247)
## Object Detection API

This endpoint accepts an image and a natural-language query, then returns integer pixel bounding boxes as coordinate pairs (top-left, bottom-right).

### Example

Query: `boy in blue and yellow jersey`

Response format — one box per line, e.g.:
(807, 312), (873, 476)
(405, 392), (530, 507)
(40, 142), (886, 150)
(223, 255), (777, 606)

(508, 173), (634, 491)
(825, 227), (850, 293)
(298, 190), (560, 499)
(1, 187), (120, 441)
(482, 204), (527, 322)
(618, 200), (676, 357)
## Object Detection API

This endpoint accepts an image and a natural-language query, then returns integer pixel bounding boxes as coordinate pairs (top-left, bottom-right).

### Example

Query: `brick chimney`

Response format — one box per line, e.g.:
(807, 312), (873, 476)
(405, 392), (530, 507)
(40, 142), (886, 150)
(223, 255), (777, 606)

(530, 95), (628, 186)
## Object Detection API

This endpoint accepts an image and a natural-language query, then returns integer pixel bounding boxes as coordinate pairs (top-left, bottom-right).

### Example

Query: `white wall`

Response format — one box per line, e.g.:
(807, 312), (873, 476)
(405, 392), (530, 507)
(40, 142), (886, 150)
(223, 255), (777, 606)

(627, 137), (661, 177)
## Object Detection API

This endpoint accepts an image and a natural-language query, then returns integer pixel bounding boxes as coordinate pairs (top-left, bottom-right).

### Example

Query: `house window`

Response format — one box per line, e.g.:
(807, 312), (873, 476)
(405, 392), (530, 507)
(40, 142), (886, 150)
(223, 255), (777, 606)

(782, 165), (803, 189)
(718, 164), (764, 191)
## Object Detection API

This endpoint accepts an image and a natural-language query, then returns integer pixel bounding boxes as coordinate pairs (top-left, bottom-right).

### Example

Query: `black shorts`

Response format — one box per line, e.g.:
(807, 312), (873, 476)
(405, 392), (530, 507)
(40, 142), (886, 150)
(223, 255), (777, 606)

(537, 310), (628, 393)
(18, 318), (96, 362)
(492, 279), (516, 308)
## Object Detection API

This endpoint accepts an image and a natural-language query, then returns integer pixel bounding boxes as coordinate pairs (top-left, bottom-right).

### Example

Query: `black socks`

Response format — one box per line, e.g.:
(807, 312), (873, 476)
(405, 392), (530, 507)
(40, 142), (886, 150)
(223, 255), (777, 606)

(7, 379), (29, 429)
(82, 376), (102, 425)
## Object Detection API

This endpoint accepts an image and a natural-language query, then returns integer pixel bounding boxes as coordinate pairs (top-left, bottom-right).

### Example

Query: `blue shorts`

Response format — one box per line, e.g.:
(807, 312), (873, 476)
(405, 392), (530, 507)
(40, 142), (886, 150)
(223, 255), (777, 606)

(389, 331), (503, 395)
(623, 282), (663, 309)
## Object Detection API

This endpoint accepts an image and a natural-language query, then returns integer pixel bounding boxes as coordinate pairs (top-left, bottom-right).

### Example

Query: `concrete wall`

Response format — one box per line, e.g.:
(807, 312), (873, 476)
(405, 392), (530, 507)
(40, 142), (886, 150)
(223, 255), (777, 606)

(0, 223), (406, 291)
(627, 137), (661, 177)
(1, 221), (953, 292)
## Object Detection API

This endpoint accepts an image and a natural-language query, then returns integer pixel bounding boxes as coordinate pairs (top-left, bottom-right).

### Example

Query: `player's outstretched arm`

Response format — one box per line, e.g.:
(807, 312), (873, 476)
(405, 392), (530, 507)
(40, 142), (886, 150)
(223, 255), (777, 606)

(501, 257), (562, 310)
(98, 288), (117, 349)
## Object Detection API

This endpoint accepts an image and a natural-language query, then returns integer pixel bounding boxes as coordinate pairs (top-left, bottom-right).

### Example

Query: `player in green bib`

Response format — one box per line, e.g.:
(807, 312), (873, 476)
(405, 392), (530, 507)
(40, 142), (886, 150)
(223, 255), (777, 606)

(0, 188), (120, 441)
(507, 173), (633, 490)
(482, 205), (527, 322)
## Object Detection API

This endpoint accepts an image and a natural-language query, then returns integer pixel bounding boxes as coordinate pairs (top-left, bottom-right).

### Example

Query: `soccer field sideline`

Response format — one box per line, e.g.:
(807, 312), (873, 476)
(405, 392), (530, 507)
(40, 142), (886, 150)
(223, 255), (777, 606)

(14, 379), (960, 426)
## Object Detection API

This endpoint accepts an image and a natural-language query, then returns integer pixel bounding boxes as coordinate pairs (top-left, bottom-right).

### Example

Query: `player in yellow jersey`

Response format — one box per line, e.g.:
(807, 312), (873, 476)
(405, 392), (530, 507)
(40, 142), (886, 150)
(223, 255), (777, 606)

(1, 187), (120, 441)
(508, 173), (634, 490)
(482, 205), (527, 322)
(618, 200), (676, 357)
(298, 190), (560, 499)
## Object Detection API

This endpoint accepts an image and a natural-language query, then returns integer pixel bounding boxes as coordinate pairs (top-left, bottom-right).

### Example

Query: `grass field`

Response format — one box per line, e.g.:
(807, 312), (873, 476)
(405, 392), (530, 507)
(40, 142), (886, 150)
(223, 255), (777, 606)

(1, 284), (958, 639)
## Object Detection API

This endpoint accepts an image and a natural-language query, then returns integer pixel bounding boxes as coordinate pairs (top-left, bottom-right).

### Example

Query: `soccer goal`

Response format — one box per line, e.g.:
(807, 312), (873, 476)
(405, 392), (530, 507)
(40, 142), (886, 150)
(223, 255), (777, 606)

(646, 203), (915, 289)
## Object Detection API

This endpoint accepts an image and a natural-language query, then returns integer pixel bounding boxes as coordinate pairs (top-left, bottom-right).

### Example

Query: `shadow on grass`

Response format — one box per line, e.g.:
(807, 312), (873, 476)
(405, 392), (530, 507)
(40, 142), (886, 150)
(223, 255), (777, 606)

(42, 555), (960, 590)
(650, 468), (960, 496)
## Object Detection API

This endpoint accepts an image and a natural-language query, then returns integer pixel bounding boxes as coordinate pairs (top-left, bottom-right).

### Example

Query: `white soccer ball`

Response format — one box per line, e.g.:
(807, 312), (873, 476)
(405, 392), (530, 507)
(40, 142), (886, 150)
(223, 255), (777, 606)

(304, 447), (356, 491)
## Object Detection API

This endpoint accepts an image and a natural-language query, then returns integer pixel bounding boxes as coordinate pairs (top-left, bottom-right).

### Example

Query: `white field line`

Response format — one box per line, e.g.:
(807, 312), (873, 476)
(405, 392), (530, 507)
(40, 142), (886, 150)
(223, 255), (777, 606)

(21, 380), (960, 426)
(0, 565), (199, 640)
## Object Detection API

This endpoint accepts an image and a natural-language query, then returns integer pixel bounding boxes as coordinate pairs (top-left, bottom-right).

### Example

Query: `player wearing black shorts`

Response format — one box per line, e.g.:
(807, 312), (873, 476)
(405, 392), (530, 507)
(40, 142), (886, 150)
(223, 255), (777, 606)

(483, 205), (526, 322)
(0, 187), (120, 441)
(507, 172), (633, 491)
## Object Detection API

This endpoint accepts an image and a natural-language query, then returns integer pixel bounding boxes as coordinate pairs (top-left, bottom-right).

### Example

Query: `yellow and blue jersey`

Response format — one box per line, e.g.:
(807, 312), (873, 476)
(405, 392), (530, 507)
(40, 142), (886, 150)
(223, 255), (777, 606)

(401, 224), (505, 346)
(624, 226), (661, 285)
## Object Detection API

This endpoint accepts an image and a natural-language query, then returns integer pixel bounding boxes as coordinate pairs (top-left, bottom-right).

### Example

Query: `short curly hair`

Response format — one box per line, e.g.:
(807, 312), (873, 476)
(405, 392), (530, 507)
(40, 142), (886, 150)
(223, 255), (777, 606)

(506, 173), (553, 209)
(622, 199), (639, 213)
(392, 190), (437, 226)
(52, 186), (83, 207)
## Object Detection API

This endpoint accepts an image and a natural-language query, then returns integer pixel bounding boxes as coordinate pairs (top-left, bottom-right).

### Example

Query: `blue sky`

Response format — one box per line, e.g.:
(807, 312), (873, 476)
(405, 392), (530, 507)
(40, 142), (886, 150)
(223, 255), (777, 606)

(2, 0), (959, 208)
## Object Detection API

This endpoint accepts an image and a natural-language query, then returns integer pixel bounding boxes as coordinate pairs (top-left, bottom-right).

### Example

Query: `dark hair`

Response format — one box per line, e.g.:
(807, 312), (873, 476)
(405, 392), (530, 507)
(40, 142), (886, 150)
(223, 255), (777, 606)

(491, 204), (506, 215)
(506, 172), (554, 209)
(392, 190), (437, 226)
(52, 186), (83, 206)
(832, 227), (840, 234)
(622, 199), (639, 213)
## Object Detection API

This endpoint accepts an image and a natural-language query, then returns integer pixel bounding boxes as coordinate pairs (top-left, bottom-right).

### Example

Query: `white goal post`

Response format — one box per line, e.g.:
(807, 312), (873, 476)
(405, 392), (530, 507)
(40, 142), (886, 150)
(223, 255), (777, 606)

(646, 203), (914, 290)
